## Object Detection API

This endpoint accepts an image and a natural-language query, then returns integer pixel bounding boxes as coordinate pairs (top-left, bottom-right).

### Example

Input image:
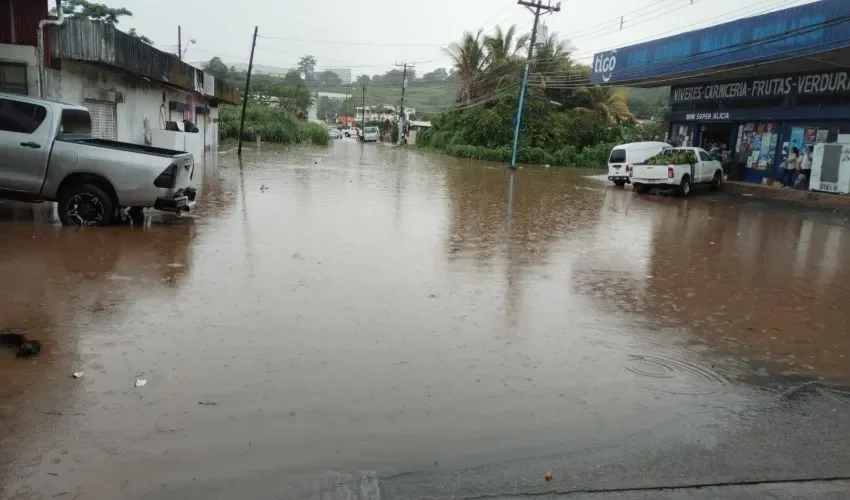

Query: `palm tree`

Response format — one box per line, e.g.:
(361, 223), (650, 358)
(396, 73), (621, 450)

(531, 34), (573, 90)
(445, 30), (487, 104)
(575, 86), (635, 123)
(484, 25), (528, 65)
(481, 25), (528, 95)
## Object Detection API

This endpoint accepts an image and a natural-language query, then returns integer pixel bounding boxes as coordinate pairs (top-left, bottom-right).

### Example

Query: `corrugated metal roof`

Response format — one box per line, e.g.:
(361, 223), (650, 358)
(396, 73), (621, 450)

(49, 18), (239, 104)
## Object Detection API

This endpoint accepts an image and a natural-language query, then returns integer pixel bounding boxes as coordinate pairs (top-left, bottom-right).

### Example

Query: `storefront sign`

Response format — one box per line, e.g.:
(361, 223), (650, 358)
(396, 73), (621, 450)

(684, 112), (732, 121)
(671, 69), (850, 103)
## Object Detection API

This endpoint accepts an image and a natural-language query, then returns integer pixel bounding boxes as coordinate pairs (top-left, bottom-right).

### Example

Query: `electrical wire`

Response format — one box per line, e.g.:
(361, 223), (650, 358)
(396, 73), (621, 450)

(243, 0), (805, 84)
(568, 0), (805, 56)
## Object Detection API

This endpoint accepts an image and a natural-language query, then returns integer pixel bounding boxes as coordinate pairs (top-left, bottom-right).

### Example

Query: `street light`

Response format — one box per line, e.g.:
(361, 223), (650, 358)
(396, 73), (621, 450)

(181, 38), (196, 61)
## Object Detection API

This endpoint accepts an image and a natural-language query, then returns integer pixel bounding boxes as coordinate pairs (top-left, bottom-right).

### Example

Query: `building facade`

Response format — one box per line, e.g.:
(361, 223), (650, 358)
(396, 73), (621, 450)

(1, 1), (239, 159)
(591, 0), (850, 185)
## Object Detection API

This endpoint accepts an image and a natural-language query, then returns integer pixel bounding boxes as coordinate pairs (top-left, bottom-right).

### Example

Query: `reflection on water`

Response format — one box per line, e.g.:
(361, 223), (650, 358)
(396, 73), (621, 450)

(1, 142), (849, 498)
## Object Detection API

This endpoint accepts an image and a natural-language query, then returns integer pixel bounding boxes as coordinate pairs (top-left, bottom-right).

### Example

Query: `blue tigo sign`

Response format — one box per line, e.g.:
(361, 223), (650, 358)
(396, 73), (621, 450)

(590, 0), (850, 85)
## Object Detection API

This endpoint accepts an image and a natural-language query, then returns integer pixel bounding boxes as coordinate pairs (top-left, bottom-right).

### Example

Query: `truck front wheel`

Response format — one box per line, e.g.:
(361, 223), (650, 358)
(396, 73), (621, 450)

(58, 183), (115, 227)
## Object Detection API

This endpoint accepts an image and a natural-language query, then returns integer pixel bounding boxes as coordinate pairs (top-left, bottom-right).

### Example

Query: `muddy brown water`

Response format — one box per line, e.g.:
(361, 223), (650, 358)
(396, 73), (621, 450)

(1, 140), (849, 498)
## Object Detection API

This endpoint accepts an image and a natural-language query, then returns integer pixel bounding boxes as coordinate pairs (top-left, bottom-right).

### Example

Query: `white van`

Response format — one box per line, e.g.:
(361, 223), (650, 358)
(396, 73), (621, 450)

(607, 141), (670, 186)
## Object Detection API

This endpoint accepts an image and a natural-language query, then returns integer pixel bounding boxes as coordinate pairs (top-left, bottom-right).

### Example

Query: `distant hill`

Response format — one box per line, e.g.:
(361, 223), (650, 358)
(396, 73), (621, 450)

(227, 62), (294, 76)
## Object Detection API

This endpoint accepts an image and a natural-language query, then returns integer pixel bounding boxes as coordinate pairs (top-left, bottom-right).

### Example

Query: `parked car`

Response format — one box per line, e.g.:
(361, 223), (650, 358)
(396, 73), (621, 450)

(0, 93), (195, 226)
(361, 126), (379, 142)
(607, 141), (669, 187)
(328, 127), (341, 139)
(630, 147), (723, 196)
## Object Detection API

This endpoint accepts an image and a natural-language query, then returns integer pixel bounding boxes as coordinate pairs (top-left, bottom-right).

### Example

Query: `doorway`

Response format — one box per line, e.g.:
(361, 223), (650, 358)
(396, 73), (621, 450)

(699, 122), (735, 152)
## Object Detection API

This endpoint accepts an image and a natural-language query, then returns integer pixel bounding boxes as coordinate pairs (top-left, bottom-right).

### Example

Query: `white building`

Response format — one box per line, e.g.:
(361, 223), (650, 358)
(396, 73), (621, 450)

(1, 4), (239, 161)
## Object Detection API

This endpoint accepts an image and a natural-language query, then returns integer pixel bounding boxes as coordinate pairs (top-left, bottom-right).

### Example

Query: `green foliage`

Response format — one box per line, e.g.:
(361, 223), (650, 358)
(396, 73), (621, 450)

(299, 123), (330, 146)
(419, 90), (657, 168)
(297, 55), (316, 81)
(204, 57), (229, 80)
(269, 71), (313, 119)
(60, 0), (131, 24)
(645, 150), (696, 165)
(218, 104), (329, 146)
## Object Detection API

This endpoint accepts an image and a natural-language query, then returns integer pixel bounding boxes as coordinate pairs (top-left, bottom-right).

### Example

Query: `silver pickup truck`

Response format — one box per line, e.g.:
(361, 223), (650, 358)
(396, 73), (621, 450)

(0, 93), (196, 226)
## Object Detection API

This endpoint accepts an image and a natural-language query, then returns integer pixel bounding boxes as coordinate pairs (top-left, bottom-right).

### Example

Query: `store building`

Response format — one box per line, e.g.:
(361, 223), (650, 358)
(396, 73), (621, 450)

(1, 1), (239, 159)
(591, 0), (850, 184)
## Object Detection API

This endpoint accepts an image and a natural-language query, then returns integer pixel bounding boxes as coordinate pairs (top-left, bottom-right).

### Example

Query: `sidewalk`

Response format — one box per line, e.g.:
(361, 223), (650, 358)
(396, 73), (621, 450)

(724, 180), (850, 211)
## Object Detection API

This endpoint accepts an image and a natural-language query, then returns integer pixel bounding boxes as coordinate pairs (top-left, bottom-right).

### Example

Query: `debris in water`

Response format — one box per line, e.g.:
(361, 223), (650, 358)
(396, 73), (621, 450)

(72, 371), (84, 379)
(166, 263), (185, 268)
(544, 471), (553, 481)
(742, 193), (754, 197)
(0, 332), (41, 358)
(135, 378), (147, 388)
(198, 401), (219, 406)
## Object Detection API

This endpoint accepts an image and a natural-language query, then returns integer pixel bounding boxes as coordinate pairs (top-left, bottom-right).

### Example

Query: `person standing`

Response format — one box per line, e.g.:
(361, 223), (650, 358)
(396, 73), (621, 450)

(799, 145), (813, 189)
(782, 147), (799, 187)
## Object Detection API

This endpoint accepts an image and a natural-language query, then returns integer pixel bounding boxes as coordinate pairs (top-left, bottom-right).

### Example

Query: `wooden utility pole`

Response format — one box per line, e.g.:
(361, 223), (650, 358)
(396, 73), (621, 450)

(238, 26), (259, 157)
(361, 82), (367, 129)
(510, 0), (560, 168)
(395, 62), (414, 145)
(177, 25), (182, 60)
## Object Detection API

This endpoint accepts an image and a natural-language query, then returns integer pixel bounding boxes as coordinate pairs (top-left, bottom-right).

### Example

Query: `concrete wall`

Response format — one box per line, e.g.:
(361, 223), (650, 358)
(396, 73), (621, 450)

(0, 43), (39, 96)
(43, 60), (219, 155)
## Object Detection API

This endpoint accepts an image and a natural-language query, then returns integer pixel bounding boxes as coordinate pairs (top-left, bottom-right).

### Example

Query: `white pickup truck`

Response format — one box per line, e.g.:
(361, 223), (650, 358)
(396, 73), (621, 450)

(0, 93), (196, 226)
(630, 147), (723, 196)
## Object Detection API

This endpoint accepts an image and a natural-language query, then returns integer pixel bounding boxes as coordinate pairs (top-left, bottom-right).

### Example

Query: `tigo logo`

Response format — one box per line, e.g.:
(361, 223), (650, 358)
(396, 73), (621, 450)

(593, 50), (617, 83)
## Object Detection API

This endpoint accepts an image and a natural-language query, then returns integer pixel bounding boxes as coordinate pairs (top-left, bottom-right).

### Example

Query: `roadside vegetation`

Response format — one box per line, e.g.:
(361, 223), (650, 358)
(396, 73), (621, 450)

(218, 104), (329, 146)
(417, 25), (666, 168)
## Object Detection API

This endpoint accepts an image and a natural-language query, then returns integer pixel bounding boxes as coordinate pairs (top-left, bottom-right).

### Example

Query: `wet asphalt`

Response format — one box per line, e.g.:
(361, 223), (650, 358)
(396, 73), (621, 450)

(0, 138), (848, 499)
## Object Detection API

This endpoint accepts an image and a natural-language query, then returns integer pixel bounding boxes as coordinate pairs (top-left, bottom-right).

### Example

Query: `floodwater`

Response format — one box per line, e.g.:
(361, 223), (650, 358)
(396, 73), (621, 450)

(1, 140), (849, 499)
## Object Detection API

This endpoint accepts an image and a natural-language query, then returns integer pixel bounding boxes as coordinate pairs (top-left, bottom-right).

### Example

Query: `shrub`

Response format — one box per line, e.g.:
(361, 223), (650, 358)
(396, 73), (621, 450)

(219, 104), (329, 146)
(299, 122), (330, 146)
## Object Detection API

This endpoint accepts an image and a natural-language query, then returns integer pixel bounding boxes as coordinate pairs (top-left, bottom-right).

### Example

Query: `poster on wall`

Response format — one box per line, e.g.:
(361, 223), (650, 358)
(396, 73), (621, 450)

(790, 127), (805, 153)
(816, 129), (829, 143)
(804, 128), (818, 144)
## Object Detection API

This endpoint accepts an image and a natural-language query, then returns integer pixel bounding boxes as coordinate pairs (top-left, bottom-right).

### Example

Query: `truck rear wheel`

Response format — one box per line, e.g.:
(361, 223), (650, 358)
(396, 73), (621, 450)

(677, 176), (692, 197)
(710, 171), (723, 191)
(58, 183), (115, 227)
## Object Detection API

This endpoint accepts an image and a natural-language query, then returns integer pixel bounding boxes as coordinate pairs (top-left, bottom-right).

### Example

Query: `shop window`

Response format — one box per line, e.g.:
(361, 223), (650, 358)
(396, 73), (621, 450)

(0, 64), (27, 95)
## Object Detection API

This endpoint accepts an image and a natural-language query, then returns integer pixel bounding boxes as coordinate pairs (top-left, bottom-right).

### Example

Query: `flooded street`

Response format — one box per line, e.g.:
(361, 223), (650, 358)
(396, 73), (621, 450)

(1, 140), (849, 499)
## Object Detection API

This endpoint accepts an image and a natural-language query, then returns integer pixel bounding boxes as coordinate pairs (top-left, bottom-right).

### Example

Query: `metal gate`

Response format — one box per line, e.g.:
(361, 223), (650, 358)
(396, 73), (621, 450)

(84, 99), (117, 140)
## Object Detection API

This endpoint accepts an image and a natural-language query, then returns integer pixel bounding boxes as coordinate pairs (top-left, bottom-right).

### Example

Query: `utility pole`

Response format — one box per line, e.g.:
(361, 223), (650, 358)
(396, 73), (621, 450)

(238, 26), (258, 157)
(177, 25), (182, 60)
(510, 0), (560, 168)
(361, 81), (367, 129)
(396, 62), (414, 145)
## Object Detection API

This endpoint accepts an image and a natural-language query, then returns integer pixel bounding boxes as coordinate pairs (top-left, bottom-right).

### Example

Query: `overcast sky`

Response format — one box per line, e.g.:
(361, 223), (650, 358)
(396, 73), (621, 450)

(105, 0), (814, 76)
